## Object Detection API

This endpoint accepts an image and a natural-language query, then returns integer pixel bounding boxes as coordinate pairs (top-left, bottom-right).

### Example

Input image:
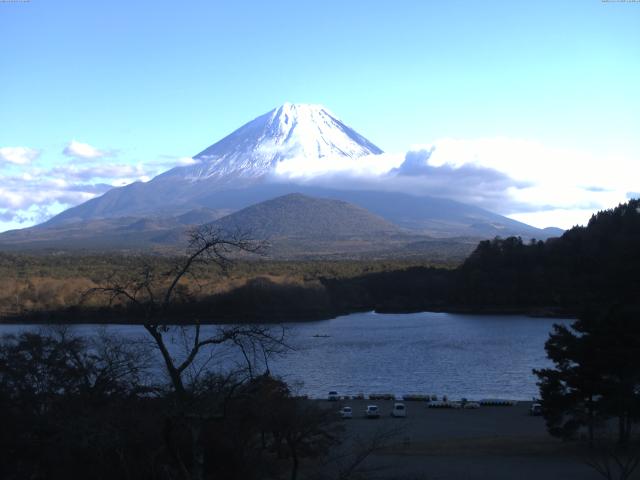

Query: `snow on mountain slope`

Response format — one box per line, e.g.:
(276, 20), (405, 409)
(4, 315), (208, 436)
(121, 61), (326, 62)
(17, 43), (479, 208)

(165, 103), (384, 182)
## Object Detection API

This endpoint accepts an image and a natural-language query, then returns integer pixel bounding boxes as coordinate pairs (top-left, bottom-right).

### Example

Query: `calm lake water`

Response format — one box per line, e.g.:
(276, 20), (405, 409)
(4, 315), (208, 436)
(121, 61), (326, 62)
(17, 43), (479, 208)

(0, 311), (571, 400)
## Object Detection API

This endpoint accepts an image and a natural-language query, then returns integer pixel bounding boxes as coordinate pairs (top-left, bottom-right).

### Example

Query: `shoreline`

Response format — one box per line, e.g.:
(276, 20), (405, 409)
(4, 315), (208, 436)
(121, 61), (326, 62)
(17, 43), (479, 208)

(0, 304), (576, 325)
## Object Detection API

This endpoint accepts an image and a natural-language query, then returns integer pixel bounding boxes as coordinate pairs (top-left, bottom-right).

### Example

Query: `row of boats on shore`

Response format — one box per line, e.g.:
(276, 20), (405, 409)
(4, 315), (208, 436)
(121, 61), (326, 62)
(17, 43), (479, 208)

(326, 391), (518, 407)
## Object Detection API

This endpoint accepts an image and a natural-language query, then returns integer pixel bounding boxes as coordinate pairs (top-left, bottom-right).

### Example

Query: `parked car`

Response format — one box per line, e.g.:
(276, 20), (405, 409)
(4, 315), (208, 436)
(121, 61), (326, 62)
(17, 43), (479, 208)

(340, 406), (353, 419)
(530, 403), (542, 416)
(328, 391), (340, 401)
(365, 405), (380, 418)
(391, 402), (407, 417)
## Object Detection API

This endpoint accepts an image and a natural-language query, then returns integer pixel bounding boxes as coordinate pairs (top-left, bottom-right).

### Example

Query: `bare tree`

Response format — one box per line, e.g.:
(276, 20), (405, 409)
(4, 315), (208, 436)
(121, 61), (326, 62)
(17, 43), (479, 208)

(86, 226), (283, 392)
(0, 328), (156, 480)
(309, 425), (404, 480)
(86, 225), (289, 480)
(584, 442), (640, 480)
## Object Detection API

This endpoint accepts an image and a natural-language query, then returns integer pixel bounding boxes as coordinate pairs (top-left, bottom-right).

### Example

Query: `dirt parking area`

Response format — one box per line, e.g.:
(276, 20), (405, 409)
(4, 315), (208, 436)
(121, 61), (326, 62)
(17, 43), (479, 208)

(316, 399), (610, 480)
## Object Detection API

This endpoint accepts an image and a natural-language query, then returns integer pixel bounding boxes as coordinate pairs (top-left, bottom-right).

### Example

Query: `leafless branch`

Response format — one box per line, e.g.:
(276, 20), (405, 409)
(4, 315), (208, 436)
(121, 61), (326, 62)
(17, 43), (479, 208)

(333, 425), (404, 480)
(584, 443), (640, 480)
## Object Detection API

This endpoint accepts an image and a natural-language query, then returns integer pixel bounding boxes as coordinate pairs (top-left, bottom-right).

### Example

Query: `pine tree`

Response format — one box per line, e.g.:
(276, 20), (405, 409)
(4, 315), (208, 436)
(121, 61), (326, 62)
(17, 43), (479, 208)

(534, 305), (640, 446)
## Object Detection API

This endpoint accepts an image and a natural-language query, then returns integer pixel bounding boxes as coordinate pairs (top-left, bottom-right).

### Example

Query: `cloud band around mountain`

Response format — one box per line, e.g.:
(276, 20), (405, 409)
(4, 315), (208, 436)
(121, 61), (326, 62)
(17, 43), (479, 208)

(0, 147), (198, 230)
(0, 136), (636, 232)
(269, 146), (531, 215)
(267, 138), (636, 228)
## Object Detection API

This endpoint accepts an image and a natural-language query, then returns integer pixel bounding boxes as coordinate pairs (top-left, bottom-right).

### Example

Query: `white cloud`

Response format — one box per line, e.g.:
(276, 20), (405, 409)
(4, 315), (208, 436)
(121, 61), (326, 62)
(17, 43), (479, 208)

(174, 156), (200, 166)
(422, 137), (638, 227)
(0, 149), (195, 231)
(150, 155), (202, 169)
(62, 140), (112, 159)
(0, 203), (69, 232)
(266, 137), (638, 229)
(273, 151), (402, 178)
(0, 146), (40, 165)
(51, 162), (150, 183)
(0, 175), (98, 211)
(508, 209), (598, 230)
(425, 137), (625, 190)
(0, 188), (26, 209)
(270, 148), (528, 214)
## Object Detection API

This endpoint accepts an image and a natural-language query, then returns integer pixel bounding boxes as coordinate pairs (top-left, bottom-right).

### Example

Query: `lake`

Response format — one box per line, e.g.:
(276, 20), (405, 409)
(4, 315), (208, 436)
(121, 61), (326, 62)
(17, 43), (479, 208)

(0, 311), (571, 400)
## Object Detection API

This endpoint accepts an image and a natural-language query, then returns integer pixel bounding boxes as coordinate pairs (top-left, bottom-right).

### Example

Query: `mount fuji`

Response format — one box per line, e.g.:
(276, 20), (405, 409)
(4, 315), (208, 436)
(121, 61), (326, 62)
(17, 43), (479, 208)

(174, 102), (383, 182)
(42, 103), (387, 224)
(0, 103), (561, 254)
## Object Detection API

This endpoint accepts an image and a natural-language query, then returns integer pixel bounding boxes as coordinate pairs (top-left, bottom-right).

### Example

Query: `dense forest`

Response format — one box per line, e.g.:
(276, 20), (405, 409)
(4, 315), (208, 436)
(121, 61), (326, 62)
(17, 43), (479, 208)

(0, 257), (448, 323)
(452, 199), (640, 311)
(325, 199), (640, 316)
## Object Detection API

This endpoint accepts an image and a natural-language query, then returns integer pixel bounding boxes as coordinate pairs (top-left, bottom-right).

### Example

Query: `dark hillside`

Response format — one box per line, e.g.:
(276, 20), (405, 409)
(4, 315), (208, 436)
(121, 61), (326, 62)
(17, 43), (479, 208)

(211, 193), (401, 239)
(320, 199), (640, 317)
(452, 199), (640, 312)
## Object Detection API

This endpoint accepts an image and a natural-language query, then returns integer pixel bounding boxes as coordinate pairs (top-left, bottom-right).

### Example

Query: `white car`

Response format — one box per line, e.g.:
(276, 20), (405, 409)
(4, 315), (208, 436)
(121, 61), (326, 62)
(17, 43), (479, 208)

(391, 402), (407, 417)
(530, 403), (542, 416)
(328, 391), (340, 401)
(365, 405), (380, 418)
(340, 406), (353, 419)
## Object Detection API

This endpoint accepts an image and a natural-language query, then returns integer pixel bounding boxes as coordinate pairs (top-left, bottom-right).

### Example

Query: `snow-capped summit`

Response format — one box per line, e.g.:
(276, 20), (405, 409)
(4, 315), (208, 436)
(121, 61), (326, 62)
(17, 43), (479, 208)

(168, 103), (383, 182)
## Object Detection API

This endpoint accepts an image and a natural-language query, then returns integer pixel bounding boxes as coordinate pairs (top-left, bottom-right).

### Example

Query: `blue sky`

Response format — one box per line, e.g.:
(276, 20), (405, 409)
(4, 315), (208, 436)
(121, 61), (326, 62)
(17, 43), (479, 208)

(1, 0), (639, 231)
